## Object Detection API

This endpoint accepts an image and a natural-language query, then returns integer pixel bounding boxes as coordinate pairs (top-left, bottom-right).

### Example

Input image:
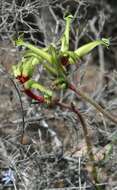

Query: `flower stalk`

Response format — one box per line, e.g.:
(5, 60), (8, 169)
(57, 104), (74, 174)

(69, 83), (117, 125)
(56, 101), (101, 190)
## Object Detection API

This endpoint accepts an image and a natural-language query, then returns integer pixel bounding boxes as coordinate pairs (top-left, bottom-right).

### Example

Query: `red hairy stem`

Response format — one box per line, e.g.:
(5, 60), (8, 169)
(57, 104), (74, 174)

(16, 75), (45, 103)
(24, 89), (45, 103)
(16, 75), (29, 83)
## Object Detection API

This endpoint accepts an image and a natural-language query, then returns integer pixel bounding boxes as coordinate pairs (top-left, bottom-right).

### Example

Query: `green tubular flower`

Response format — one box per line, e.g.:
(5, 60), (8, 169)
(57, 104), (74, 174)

(12, 56), (40, 78)
(12, 62), (23, 77)
(15, 38), (52, 63)
(61, 15), (73, 52)
(24, 49), (58, 76)
(23, 50), (43, 63)
(49, 44), (58, 65)
(48, 44), (67, 79)
(52, 77), (68, 90)
(31, 57), (40, 67)
(44, 63), (58, 76)
(24, 79), (53, 98)
(75, 38), (110, 58)
(48, 44), (59, 74)
(66, 51), (79, 64)
(21, 57), (39, 77)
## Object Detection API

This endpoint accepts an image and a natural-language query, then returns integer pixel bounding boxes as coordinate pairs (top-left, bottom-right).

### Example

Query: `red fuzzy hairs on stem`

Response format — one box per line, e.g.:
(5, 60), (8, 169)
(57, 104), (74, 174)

(24, 89), (45, 103)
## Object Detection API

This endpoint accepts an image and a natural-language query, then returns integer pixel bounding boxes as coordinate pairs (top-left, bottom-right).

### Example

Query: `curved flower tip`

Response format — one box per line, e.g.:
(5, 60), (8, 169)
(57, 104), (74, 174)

(64, 14), (73, 20)
(101, 38), (110, 48)
(15, 36), (24, 46)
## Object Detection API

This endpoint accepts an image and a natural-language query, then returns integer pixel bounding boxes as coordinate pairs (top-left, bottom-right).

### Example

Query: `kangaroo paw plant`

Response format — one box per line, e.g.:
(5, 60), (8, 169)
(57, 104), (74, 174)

(12, 15), (110, 106)
(12, 14), (115, 189)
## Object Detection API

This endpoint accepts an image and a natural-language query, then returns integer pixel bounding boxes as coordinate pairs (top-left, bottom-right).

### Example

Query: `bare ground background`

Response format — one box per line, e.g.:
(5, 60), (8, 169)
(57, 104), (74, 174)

(0, 0), (117, 189)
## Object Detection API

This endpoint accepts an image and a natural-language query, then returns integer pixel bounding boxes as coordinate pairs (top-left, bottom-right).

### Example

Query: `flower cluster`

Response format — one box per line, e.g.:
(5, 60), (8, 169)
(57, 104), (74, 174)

(12, 15), (109, 104)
